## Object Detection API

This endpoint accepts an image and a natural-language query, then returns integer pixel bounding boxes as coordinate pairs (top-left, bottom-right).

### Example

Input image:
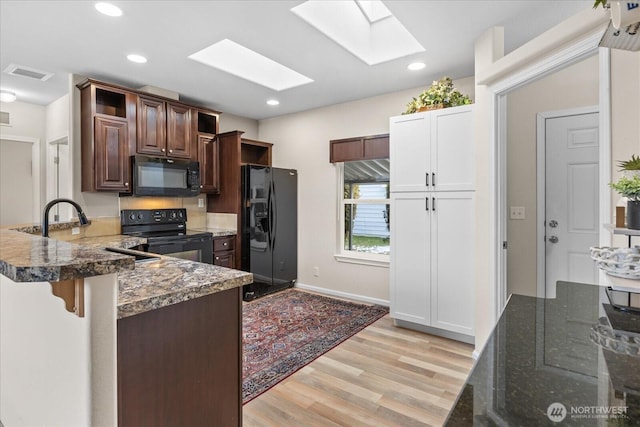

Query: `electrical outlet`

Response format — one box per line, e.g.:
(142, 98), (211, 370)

(510, 206), (525, 220)
(198, 198), (205, 208)
(71, 227), (80, 235)
(313, 267), (320, 277)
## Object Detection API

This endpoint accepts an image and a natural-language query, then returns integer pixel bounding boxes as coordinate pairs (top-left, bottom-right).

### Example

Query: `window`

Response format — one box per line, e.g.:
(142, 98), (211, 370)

(337, 159), (390, 265)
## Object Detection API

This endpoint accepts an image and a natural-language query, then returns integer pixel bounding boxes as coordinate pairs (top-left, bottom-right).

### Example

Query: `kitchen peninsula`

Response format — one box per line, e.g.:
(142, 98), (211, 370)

(0, 227), (252, 426)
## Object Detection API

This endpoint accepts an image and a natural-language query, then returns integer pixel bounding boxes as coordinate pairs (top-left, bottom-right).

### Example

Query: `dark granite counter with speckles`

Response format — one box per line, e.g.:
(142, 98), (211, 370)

(445, 281), (640, 426)
(0, 229), (134, 282)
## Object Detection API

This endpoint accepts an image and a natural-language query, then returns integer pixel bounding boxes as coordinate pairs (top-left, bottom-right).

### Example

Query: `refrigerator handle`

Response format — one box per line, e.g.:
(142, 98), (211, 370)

(270, 179), (277, 250)
(266, 178), (273, 248)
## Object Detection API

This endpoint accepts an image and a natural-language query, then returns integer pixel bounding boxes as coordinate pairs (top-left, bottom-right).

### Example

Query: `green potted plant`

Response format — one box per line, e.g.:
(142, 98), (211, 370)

(403, 77), (472, 115)
(610, 174), (640, 229)
(618, 154), (640, 176)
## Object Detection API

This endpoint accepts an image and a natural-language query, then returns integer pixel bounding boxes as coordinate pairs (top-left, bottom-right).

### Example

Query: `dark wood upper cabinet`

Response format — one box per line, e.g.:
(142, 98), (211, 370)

(196, 110), (220, 194)
(241, 139), (272, 166)
(329, 133), (389, 163)
(198, 134), (219, 194)
(137, 96), (193, 160)
(78, 80), (136, 192)
(137, 95), (166, 156)
(166, 102), (192, 159)
(94, 117), (130, 191)
(78, 78), (220, 193)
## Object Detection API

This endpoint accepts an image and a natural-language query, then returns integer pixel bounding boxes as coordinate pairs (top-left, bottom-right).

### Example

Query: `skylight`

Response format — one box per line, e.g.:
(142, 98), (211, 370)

(188, 39), (313, 91)
(291, 0), (424, 66)
(355, 0), (392, 23)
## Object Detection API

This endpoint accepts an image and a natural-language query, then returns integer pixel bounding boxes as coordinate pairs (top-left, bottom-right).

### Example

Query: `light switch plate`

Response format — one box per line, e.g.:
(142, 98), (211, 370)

(71, 227), (80, 235)
(510, 206), (525, 220)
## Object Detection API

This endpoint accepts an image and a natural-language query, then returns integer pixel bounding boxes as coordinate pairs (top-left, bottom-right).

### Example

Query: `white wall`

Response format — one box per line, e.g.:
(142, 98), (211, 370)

(610, 49), (640, 247)
(258, 78), (475, 302)
(45, 94), (72, 219)
(0, 274), (118, 426)
(506, 55), (599, 297)
(219, 112), (258, 139)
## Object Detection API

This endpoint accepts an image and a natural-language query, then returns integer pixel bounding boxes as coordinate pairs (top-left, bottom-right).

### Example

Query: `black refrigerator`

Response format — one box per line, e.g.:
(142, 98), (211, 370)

(241, 165), (297, 301)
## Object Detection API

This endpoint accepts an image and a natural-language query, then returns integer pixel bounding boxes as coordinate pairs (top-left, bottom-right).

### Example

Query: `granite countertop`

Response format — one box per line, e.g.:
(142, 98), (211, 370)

(0, 229), (134, 282)
(73, 234), (147, 250)
(0, 230), (252, 319)
(446, 281), (640, 426)
(189, 227), (236, 237)
(116, 252), (252, 319)
(6, 219), (91, 235)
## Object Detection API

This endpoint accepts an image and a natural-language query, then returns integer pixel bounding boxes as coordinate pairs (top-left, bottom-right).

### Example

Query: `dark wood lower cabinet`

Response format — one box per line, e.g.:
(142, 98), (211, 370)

(117, 287), (241, 427)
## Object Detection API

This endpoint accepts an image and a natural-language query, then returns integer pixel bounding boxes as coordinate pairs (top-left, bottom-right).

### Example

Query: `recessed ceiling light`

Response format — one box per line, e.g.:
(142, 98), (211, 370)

(95, 2), (122, 17)
(0, 90), (17, 103)
(188, 39), (313, 91)
(408, 62), (426, 71)
(266, 99), (280, 106)
(127, 54), (147, 64)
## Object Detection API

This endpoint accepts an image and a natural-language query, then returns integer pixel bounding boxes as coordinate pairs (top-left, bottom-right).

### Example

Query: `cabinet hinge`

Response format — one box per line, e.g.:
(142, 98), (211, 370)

(503, 241), (508, 249)
(54, 156), (59, 164)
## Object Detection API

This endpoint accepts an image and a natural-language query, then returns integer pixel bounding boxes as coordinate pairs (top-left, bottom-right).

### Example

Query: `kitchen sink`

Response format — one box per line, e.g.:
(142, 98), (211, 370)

(104, 247), (160, 263)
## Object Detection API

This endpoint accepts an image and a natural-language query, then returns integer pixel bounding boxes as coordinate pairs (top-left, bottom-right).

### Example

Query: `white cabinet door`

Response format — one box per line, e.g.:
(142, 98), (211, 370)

(430, 192), (475, 335)
(390, 113), (430, 193)
(431, 105), (474, 192)
(390, 193), (430, 325)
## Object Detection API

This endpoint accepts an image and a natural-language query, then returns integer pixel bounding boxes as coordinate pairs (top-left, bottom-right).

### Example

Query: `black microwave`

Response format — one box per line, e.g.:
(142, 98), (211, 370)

(130, 156), (201, 197)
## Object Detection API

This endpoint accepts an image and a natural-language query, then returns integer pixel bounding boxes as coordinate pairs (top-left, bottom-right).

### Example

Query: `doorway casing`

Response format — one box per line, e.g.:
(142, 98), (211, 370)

(0, 134), (41, 223)
(483, 31), (612, 327)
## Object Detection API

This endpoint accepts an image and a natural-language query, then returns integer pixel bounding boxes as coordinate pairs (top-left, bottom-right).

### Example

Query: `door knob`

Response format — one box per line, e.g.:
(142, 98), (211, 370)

(549, 236), (559, 243)
(549, 220), (558, 228)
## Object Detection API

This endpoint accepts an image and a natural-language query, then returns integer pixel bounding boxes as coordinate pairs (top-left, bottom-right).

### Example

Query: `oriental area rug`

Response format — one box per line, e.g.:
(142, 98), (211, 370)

(242, 289), (388, 403)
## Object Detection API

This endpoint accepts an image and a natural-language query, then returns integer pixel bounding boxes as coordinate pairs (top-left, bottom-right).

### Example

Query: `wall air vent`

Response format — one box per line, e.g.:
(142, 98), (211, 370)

(0, 111), (10, 126)
(3, 64), (54, 81)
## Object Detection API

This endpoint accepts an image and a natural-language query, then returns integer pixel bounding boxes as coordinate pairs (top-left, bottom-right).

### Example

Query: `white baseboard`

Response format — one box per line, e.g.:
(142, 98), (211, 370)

(294, 282), (390, 307)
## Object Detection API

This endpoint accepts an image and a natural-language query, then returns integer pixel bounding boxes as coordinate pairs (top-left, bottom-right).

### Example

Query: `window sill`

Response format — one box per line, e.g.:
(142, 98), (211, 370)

(334, 253), (389, 268)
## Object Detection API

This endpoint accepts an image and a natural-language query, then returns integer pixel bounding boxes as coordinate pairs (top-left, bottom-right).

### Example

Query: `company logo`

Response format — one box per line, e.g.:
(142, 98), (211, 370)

(546, 402), (628, 422)
(547, 402), (567, 422)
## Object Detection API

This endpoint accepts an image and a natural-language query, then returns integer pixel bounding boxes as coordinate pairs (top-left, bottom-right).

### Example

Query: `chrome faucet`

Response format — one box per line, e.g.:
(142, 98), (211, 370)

(42, 198), (89, 237)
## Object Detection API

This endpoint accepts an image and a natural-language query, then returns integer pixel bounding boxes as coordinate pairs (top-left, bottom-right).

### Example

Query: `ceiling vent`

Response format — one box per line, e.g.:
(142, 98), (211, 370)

(0, 111), (11, 126)
(4, 64), (54, 81)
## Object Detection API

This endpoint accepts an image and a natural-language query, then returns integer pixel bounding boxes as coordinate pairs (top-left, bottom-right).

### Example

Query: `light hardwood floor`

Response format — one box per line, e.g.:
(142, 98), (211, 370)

(243, 315), (475, 427)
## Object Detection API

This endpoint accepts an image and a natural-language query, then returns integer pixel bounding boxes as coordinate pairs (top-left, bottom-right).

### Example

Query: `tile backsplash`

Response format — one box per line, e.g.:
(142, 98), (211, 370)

(207, 213), (237, 231)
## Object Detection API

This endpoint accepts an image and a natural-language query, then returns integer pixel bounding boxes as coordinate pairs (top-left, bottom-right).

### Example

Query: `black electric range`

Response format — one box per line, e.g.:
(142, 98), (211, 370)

(120, 208), (213, 264)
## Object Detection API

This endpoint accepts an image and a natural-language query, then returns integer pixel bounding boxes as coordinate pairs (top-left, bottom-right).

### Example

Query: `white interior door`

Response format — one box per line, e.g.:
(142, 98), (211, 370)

(545, 112), (599, 298)
(0, 138), (35, 226)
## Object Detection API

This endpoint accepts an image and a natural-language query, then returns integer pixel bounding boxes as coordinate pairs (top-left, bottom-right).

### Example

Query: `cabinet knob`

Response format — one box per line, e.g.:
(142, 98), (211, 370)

(161, 148), (166, 153)
(200, 185), (203, 188)
(223, 242), (228, 246)
(169, 149), (173, 153)
(124, 182), (129, 186)
(215, 256), (220, 260)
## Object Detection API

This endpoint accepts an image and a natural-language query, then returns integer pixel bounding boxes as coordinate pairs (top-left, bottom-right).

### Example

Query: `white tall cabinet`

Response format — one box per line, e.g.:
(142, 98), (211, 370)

(389, 105), (475, 341)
